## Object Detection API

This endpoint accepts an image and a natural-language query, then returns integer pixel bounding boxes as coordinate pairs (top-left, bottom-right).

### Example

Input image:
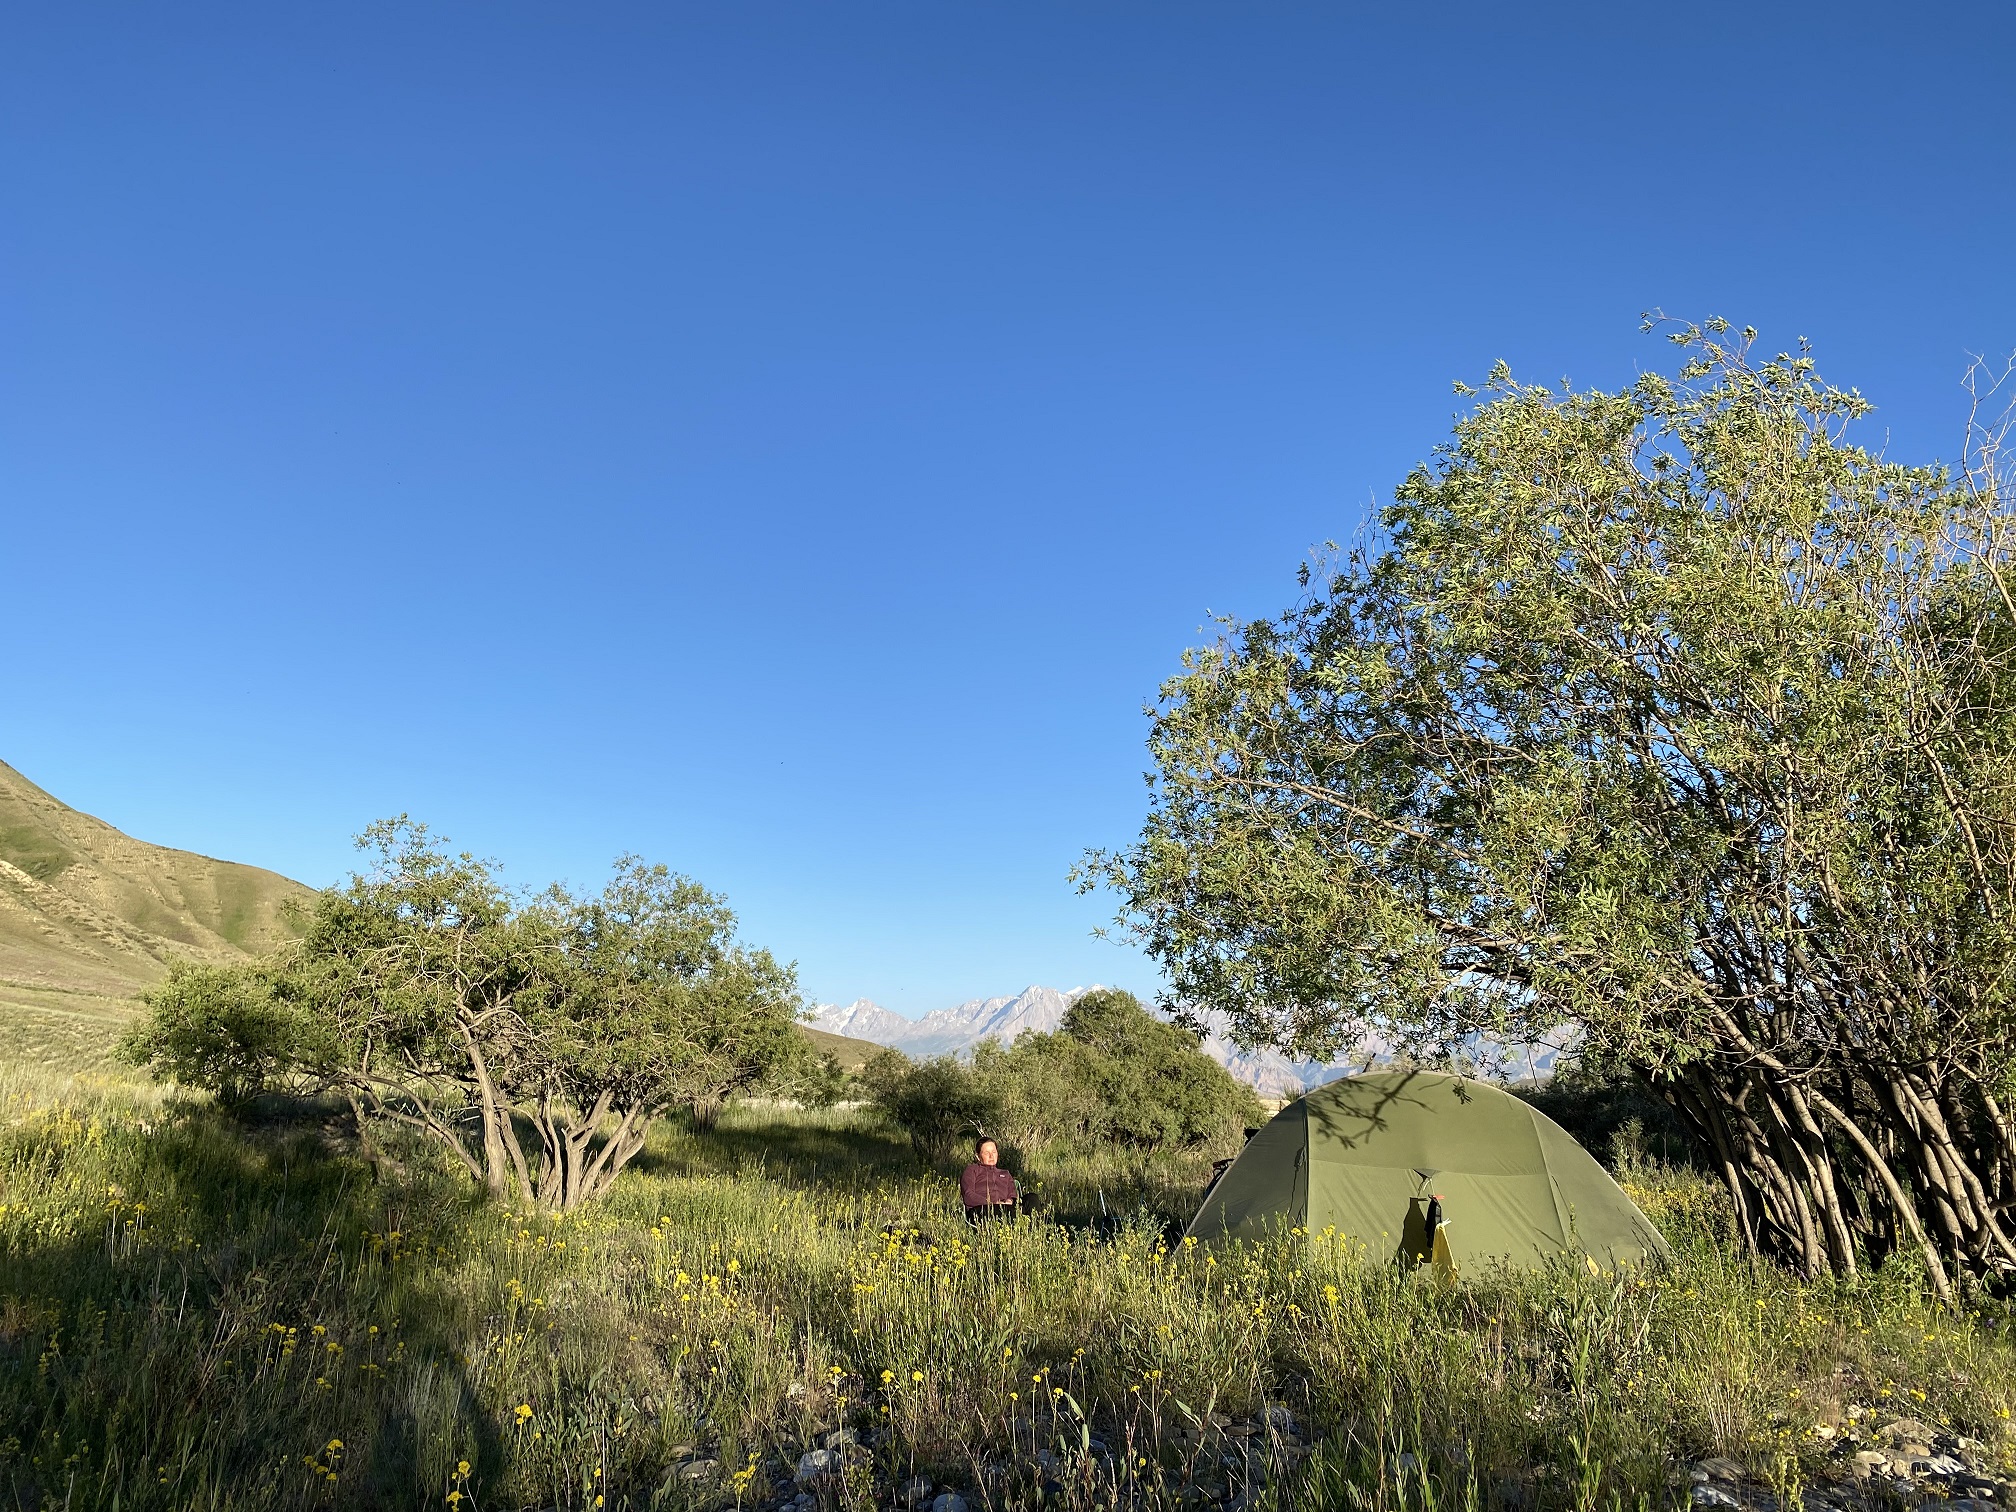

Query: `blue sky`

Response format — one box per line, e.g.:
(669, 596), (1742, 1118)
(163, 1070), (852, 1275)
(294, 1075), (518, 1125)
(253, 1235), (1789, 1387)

(5, 4), (2015, 1015)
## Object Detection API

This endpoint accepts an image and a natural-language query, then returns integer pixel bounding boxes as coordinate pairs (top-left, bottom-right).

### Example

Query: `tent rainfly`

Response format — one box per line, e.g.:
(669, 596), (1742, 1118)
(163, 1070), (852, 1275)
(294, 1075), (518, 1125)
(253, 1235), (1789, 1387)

(1185, 1070), (1672, 1273)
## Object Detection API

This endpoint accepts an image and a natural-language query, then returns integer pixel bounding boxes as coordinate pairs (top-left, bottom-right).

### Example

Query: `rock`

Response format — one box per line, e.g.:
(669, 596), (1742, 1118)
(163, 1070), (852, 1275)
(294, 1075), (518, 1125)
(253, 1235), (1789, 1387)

(669, 1444), (696, 1459)
(817, 1428), (856, 1451)
(1263, 1405), (1298, 1435)
(898, 1476), (933, 1506)
(1914, 1454), (1968, 1478)
(1396, 1453), (1421, 1475)
(929, 1495), (969, 1512)
(1879, 1419), (1940, 1445)
(1691, 1485), (1741, 1510)
(1698, 1458), (1744, 1482)
(678, 1460), (718, 1482)
(1812, 1424), (1835, 1440)
(1940, 1501), (2001, 1512)
(795, 1450), (839, 1483)
(785, 1382), (806, 1400)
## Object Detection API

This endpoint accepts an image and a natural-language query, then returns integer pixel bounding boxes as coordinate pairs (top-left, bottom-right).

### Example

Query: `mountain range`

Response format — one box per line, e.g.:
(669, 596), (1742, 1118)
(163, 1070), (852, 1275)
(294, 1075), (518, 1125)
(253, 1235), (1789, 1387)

(809, 985), (1371, 1098)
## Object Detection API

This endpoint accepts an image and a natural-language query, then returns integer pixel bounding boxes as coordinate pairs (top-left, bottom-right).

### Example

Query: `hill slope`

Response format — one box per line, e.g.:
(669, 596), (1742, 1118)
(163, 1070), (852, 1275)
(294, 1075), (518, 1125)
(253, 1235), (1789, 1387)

(0, 760), (315, 1067)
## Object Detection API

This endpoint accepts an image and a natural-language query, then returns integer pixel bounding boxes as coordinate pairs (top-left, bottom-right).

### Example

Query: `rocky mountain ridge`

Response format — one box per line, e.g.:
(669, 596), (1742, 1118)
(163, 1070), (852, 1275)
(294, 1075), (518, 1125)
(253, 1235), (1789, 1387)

(809, 985), (1365, 1098)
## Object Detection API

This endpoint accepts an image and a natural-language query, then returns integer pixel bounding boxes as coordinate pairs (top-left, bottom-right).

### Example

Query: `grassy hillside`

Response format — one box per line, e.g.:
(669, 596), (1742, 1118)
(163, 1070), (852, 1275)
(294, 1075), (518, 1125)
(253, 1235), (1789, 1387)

(800, 1022), (883, 1072)
(0, 760), (315, 1068)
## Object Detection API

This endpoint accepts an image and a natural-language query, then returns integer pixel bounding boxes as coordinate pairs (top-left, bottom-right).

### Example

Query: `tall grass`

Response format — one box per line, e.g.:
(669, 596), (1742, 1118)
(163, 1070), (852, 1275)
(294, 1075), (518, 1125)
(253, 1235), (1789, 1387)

(0, 1070), (2010, 1511)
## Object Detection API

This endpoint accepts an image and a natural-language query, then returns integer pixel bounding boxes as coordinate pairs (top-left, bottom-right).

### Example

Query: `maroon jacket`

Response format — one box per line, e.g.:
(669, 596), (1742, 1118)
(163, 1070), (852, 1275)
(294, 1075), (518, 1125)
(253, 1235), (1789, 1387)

(960, 1160), (1019, 1210)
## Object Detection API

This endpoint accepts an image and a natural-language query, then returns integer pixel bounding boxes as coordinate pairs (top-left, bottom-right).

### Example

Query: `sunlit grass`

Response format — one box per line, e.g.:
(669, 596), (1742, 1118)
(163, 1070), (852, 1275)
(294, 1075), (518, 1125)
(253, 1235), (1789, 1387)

(0, 1065), (2010, 1510)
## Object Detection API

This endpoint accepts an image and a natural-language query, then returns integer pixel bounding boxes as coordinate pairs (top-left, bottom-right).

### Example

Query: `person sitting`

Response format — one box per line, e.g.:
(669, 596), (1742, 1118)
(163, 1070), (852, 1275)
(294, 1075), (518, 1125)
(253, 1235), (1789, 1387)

(960, 1136), (1019, 1225)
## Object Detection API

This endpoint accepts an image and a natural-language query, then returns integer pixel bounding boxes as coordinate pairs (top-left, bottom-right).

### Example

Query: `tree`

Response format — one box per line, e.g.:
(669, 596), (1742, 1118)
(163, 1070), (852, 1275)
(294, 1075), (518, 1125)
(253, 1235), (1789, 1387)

(120, 960), (324, 1107)
(1051, 988), (1262, 1149)
(551, 857), (804, 1142)
(127, 820), (803, 1210)
(860, 1050), (1000, 1163)
(1085, 321), (2016, 1296)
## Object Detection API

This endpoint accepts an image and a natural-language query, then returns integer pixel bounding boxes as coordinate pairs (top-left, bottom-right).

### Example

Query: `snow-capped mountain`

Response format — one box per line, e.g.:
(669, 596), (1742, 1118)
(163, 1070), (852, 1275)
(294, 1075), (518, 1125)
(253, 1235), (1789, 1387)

(814, 998), (914, 1044)
(807, 985), (1365, 1098)
(810, 985), (1084, 1059)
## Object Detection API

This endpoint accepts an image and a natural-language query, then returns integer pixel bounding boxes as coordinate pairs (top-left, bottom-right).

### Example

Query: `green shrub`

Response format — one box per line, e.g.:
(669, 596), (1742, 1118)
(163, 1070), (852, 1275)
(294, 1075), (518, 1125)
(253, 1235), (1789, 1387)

(860, 1049), (1000, 1162)
(120, 960), (319, 1106)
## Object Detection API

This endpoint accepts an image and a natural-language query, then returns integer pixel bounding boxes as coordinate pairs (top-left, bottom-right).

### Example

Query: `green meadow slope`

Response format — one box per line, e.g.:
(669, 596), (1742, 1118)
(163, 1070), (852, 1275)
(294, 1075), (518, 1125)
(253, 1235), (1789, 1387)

(0, 760), (315, 1069)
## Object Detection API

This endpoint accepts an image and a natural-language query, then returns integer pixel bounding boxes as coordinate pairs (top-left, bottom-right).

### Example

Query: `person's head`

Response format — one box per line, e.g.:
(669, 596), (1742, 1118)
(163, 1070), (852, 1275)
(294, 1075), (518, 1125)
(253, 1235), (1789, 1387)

(976, 1137), (999, 1166)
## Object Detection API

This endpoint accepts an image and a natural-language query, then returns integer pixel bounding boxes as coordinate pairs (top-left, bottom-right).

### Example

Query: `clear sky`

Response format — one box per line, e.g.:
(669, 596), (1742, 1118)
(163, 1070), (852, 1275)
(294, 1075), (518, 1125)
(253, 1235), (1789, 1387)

(5, 4), (2015, 1015)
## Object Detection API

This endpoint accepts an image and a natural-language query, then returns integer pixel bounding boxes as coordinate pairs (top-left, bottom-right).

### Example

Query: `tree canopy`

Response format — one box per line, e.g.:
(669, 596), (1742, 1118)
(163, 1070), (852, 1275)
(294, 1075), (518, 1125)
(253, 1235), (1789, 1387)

(126, 819), (805, 1210)
(1087, 322), (2016, 1296)
(864, 988), (1261, 1161)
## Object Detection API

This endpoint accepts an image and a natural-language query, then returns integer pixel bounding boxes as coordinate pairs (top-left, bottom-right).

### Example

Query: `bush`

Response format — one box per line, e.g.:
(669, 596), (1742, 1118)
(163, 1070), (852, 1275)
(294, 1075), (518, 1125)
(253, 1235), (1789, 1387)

(1052, 988), (1263, 1150)
(120, 960), (320, 1106)
(860, 1050), (1000, 1163)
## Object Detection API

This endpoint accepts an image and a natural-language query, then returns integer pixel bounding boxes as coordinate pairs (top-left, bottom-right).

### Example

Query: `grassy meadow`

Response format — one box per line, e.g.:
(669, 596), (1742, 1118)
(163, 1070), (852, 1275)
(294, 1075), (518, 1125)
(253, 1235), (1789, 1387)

(1, 1062), (2013, 1512)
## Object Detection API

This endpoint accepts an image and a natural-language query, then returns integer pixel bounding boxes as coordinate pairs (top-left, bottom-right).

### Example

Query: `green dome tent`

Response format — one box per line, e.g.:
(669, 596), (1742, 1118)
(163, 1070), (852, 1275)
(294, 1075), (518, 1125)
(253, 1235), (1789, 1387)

(1186, 1070), (1672, 1272)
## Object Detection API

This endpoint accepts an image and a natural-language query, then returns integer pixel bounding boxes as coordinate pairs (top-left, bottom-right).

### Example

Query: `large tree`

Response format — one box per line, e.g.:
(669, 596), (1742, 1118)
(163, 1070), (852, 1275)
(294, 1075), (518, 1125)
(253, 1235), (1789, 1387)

(1086, 322), (2016, 1296)
(128, 820), (803, 1210)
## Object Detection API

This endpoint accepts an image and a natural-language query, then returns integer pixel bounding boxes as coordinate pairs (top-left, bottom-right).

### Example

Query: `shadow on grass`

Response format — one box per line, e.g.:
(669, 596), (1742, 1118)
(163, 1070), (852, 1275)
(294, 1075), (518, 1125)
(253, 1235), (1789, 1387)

(632, 1105), (923, 1192)
(0, 1099), (506, 1510)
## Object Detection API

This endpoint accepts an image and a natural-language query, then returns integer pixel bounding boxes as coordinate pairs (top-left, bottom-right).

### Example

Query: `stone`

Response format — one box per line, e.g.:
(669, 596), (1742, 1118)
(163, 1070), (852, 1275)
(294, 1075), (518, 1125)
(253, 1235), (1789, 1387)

(1396, 1453), (1421, 1475)
(929, 1495), (969, 1512)
(1941, 1501), (2001, 1512)
(785, 1382), (806, 1400)
(1263, 1405), (1298, 1435)
(795, 1449), (839, 1483)
(1691, 1485), (1741, 1510)
(678, 1460), (718, 1482)
(1698, 1458), (1744, 1482)
(818, 1428), (856, 1451)
(898, 1476), (933, 1506)
(1878, 1419), (1940, 1444)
